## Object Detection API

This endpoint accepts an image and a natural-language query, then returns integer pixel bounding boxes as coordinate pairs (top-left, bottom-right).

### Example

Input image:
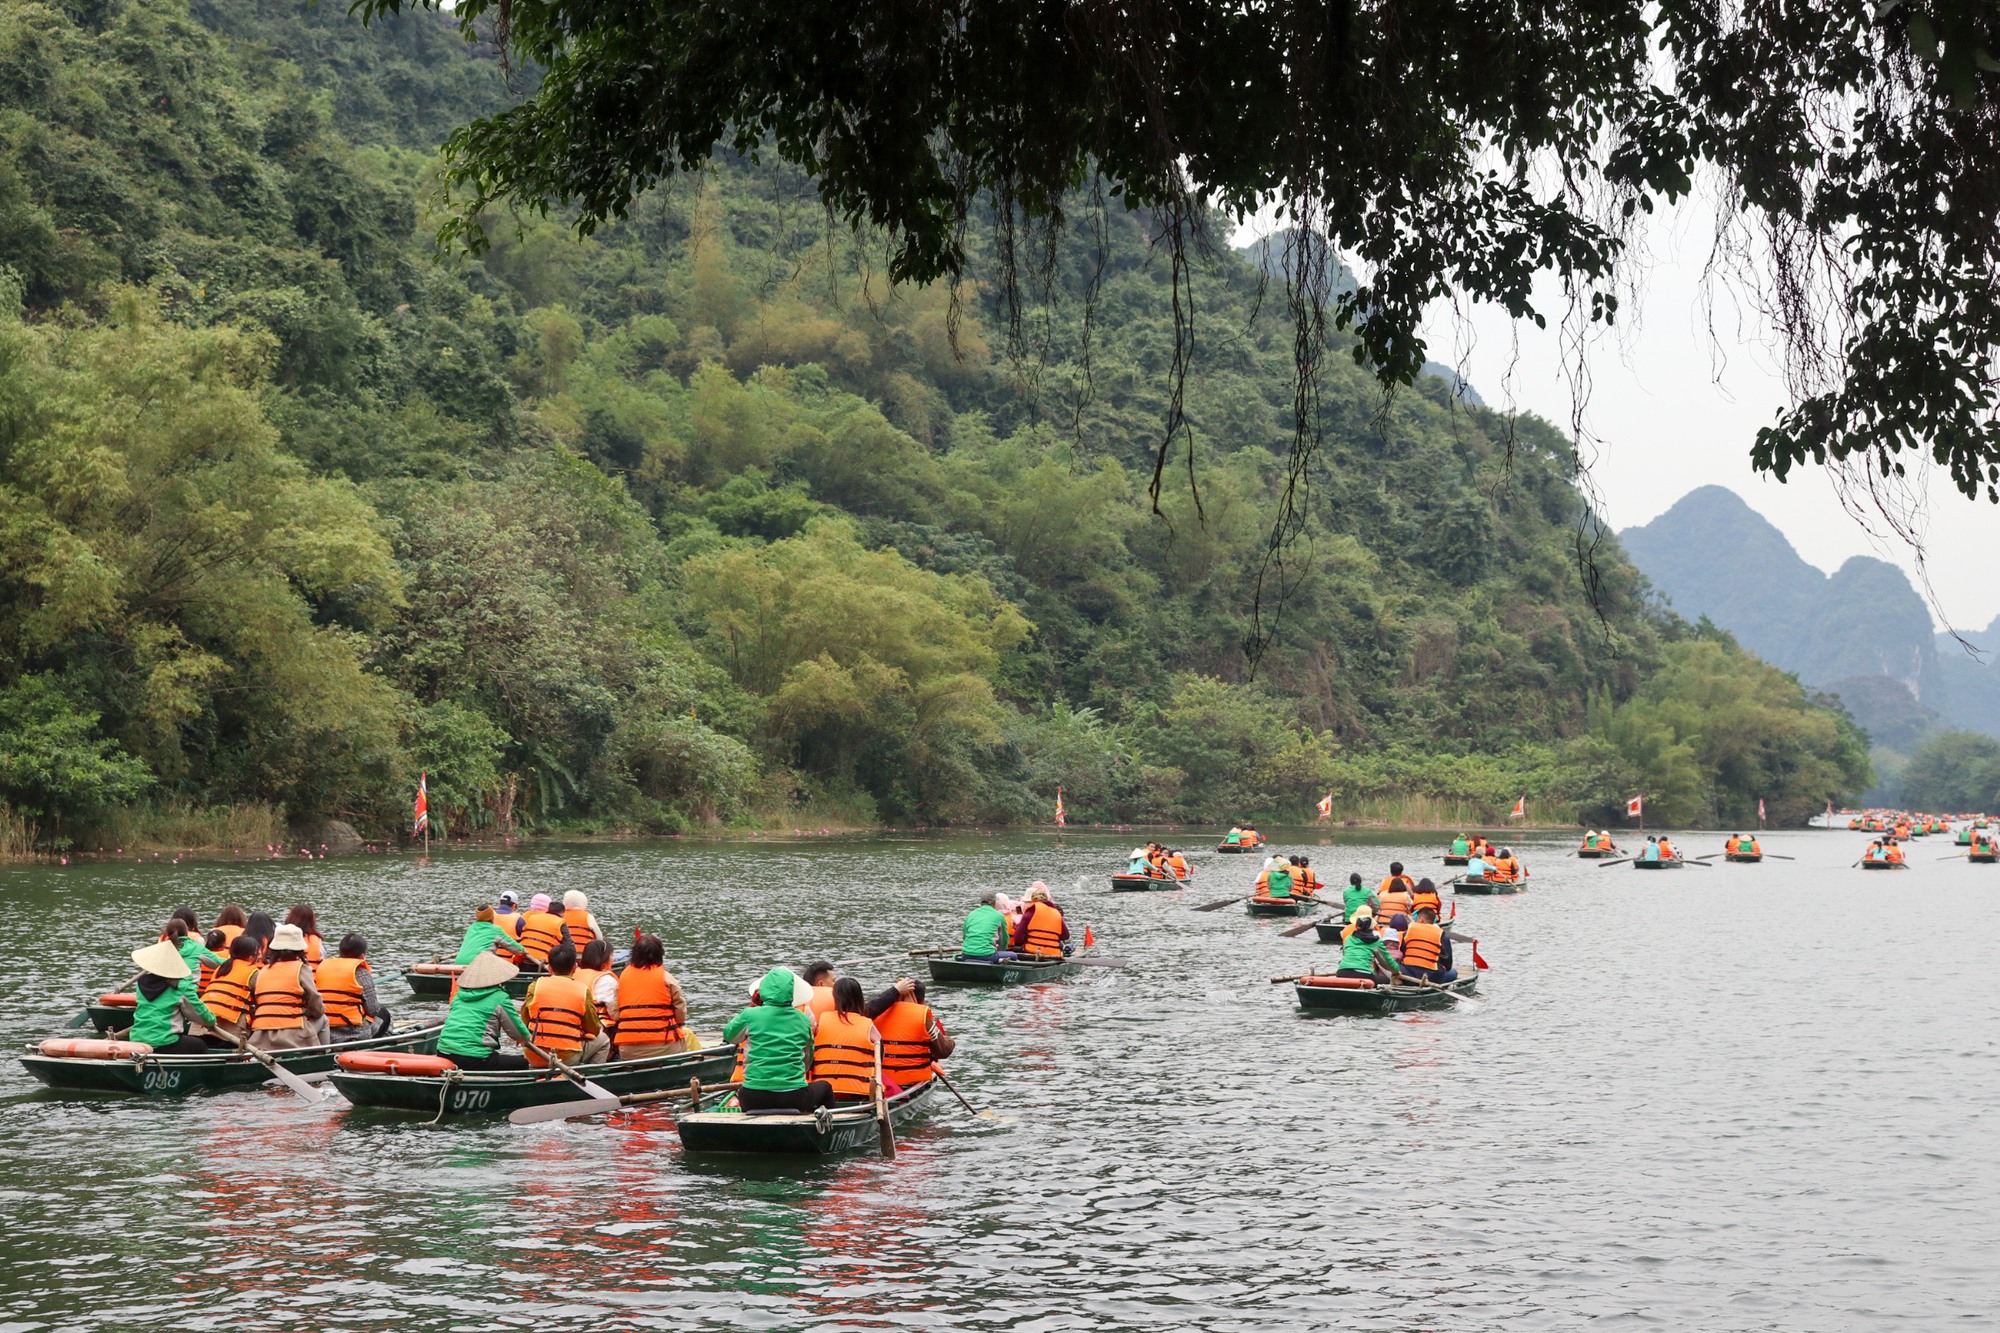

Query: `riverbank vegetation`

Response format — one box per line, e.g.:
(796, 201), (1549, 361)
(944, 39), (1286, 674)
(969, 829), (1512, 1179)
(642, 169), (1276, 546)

(0, 0), (1869, 851)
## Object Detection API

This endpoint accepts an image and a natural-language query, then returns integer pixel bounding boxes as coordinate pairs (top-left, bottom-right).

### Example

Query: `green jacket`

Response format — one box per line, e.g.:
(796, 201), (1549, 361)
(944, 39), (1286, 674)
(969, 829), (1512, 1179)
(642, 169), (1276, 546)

(1341, 883), (1378, 921)
(174, 937), (223, 976)
(128, 975), (215, 1047)
(722, 968), (815, 1092)
(1450, 837), (1470, 855)
(454, 920), (526, 967)
(1337, 932), (1399, 976)
(438, 984), (530, 1058)
(961, 904), (1008, 957)
(1264, 867), (1294, 898)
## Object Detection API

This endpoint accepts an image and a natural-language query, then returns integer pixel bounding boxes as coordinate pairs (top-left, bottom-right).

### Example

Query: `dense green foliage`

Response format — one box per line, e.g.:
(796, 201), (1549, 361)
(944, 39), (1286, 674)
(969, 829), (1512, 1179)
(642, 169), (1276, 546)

(0, 0), (1874, 845)
(1899, 732), (2000, 812)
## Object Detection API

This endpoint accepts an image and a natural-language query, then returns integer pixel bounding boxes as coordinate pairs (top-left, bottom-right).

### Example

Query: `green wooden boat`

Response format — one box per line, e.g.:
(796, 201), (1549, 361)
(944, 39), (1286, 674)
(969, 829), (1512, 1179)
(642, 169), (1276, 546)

(1451, 875), (1524, 894)
(1214, 842), (1263, 854)
(1294, 974), (1480, 1013)
(1110, 873), (1186, 891)
(1576, 846), (1618, 859)
(678, 1078), (937, 1155)
(1860, 859), (1907, 870)
(1725, 852), (1763, 863)
(1631, 858), (1686, 870)
(331, 1045), (737, 1116)
(403, 963), (535, 1001)
(84, 998), (137, 1034)
(1442, 854), (1470, 866)
(20, 1024), (444, 1097)
(1245, 895), (1317, 917)
(925, 954), (1085, 986)
(1314, 918), (1459, 944)
(1969, 849), (1998, 863)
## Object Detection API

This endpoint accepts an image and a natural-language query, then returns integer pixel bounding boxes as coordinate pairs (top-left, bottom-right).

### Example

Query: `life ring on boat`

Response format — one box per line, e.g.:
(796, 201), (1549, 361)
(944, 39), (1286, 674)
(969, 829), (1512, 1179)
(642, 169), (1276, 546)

(1299, 976), (1376, 989)
(97, 992), (137, 1007)
(406, 963), (464, 975)
(38, 1038), (153, 1059)
(334, 1051), (456, 1076)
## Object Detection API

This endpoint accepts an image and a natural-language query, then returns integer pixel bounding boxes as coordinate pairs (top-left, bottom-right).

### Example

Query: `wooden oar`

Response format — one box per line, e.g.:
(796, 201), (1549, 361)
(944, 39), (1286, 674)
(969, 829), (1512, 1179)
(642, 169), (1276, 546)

(932, 1066), (997, 1120)
(1074, 955), (1131, 968)
(522, 1041), (623, 1117)
(1404, 975), (1483, 1009)
(1764, 853), (1796, 860)
(872, 1043), (896, 1159)
(236, 1036), (330, 1105)
(1192, 894), (1250, 912)
(1279, 916), (1329, 939)
(1597, 857), (1634, 867)
(507, 1077), (743, 1125)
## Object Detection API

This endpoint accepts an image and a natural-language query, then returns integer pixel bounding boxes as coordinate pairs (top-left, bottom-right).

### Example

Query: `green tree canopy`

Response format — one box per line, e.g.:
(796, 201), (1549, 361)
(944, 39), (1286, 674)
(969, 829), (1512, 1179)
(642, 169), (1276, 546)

(1899, 731), (2000, 812)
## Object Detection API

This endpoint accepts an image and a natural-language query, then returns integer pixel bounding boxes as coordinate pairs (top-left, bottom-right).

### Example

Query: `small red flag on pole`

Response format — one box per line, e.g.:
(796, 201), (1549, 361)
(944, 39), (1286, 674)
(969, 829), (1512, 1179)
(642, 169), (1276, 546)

(1472, 942), (1490, 970)
(1083, 925), (1094, 947)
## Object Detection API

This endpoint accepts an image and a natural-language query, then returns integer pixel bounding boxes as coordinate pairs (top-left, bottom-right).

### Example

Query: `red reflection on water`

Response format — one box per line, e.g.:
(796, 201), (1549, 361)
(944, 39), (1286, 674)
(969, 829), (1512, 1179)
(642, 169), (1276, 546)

(791, 1132), (942, 1326)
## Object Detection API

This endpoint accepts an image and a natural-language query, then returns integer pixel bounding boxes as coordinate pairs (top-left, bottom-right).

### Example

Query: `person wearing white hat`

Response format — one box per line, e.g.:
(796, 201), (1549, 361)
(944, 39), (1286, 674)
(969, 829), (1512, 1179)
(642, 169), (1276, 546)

(126, 941), (218, 1054)
(438, 950), (533, 1070)
(1125, 847), (1151, 874)
(560, 890), (602, 952)
(248, 924), (330, 1052)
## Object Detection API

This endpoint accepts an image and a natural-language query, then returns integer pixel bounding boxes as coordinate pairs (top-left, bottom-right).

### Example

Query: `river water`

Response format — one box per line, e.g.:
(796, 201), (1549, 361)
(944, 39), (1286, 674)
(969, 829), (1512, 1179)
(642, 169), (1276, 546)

(0, 829), (1993, 1331)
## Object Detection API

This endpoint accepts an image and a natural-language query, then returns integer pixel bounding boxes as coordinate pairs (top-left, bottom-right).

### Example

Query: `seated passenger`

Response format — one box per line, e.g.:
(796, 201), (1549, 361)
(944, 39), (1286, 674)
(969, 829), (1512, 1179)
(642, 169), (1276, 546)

(316, 932), (390, 1042)
(438, 952), (532, 1071)
(810, 978), (880, 1102)
(1398, 907), (1458, 984)
(1012, 884), (1069, 957)
(1334, 915), (1402, 985)
(725, 967), (831, 1116)
(1254, 857), (1296, 899)
(961, 893), (1012, 960)
(522, 942), (606, 1067)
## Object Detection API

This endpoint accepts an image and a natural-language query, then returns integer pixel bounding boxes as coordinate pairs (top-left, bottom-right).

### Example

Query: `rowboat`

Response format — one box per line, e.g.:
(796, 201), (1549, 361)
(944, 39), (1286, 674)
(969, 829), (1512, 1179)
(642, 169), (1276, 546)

(1632, 857), (1686, 869)
(1442, 855), (1470, 866)
(1725, 852), (1763, 863)
(82, 993), (137, 1034)
(1293, 974), (1480, 1014)
(1214, 842), (1263, 854)
(1860, 859), (1907, 869)
(1451, 875), (1524, 894)
(925, 954), (1084, 986)
(678, 1079), (937, 1155)
(403, 962), (534, 1000)
(20, 1024), (444, 1096)
(1110, 873), (1186, 891)
(1969, 849), (1997, 863)
(331, 1045), (736, 1116)
(1576, 846), (1618, 859)
(1245, 894), (1317, 917)
(1314, 918), (1459, 944)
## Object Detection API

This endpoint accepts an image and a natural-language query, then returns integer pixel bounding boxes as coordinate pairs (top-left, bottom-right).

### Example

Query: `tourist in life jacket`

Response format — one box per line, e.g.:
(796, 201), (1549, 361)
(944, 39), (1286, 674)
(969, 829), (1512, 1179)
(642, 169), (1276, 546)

(1486, 848), (1522, 883)
(1639, 836), (1662, 863)
(1450, 834), (1472, 857)
(615, 933), (690, 1058)
(1377, 873), (1415, 922)
(574, 937), (620, 1031)
(1333, 912), (1402, 984)
(242, 912), (278, 961)
(561, 891), (602, 952)
(1255, 856), (1296, 899)
(1862, 839), (1887, 863)
(1292, 855), (1320, 897)
(960, 893), (1012, 960)
(197, 929), (229, 989)
(283, 904), (325, 964)
(249, 924), (329, 1051)
(810, 977), (881, 1102)
(866, 976), (955, 1090)
(1399, 907), (1457, 983)
(200, 933), (263, 1041)
(127, 941), (219, 1056)
(317, 932), (390, 1042)
(1224, 826), (1245, 846)
(438, 951), (533, 1071)
(1656, 837), (1679, 861)
(494, 890), (528, 940)
(1012, 883), (1069, 957)
(725, 967), (833, 1117)
(1167, 849), (1190, 879)
(1242, 825), (1262, 847)
(1341, 872), (1378, 923)
(213, 903), (249, 954)
(1126, 846), (1152, 875)
(1885, 838), (1906, 864)
(1410, 877), (1444, 918)
(516, 894), (573, 967)
(523, 942), (607, 1067)
(801, 961), (838, 1018)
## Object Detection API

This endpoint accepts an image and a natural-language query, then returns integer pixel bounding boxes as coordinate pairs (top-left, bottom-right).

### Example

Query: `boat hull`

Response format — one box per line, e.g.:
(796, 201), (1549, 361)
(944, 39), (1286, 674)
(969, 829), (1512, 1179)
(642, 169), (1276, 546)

(1452, 876), (1523, 894)
(1294, 975), (1480, 1014)
(678, 1079), (936, 1155)
(1442, 855), (1470, 866)
(332, 1045), (736, 1115)
(20, 1024), (444, 1096)
(1245, 896), (1315, 917)
(403, 966), (535, 1001)
(1576, 847), (1617, 859)
(925, 955), (1084, 986)
(1214, 844), (1262, 854)
(1110, 874), (1185, 891)
(1632, 859), (1685, 870)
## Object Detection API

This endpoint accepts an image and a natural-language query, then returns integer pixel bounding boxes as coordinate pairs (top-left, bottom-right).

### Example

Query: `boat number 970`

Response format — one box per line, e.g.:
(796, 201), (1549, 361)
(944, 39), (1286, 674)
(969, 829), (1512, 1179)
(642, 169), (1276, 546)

(449, 1088), (492, 1110)
(142, 1069), (181, 1090)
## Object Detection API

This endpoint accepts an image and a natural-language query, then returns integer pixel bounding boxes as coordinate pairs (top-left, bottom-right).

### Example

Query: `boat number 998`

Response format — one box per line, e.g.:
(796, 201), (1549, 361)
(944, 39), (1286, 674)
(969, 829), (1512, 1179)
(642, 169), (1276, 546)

(449, 1088), (492, 1110)
(142, 1069), (181, 1090)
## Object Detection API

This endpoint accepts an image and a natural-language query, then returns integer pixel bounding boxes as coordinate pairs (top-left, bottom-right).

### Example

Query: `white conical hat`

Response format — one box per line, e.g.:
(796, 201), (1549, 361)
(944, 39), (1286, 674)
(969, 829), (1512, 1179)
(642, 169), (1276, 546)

(458, 951), (519, 990)
(132, 941), (189, 979)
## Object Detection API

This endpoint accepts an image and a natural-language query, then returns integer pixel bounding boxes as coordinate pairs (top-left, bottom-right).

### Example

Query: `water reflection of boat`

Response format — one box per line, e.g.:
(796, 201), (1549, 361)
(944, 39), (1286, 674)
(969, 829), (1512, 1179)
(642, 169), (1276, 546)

(330, 1046), (735, 1117)
(20, 1024), (443, 1096)
(678, 1080), (936, 1155)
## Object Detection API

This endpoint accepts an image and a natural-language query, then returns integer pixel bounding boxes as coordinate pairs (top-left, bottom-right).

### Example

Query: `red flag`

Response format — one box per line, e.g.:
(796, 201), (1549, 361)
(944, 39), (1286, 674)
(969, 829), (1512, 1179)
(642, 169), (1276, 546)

(413, 772), (429, 835)
(1083, 925), (1094, 947)
(1054, 787), (1066, 828)
(1316, 793), (1333, 820)
(1472, 942), (1490, 970)
(1507, 795), (1525, 819)
(1626, 794), (1643, 817)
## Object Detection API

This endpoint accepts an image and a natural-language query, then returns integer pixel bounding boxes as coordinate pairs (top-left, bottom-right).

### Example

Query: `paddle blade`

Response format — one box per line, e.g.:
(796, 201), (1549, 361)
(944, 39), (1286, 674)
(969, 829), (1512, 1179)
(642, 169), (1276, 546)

(508, 1094), (624, 1126)
(1279, 918), (1321, 938)
(1193, 896), (1243, 912)
(261, 1055), (331, 1105)
(1083, 926), (1095, 947)
(65, 1009), (91, 1030)
(1473, 943), (1490, 971)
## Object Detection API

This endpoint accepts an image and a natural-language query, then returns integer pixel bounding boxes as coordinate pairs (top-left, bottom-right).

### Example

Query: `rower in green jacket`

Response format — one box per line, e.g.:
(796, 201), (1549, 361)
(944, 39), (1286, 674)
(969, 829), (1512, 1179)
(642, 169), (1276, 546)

(1450, 834), (1472, 856)
(454, 906), (531, 966)
(1333, 916), (1401, 983)
(438, 952), (533, 1070)
(126, 942), (218, 1055)
(723, 968), (830, 1116)
(1340, 872), (1379, 922)
(960, 895), (1011, 959)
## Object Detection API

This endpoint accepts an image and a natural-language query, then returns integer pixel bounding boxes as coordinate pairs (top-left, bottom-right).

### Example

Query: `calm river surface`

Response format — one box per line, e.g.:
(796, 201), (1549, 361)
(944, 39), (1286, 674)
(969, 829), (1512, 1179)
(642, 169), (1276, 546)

(0, 829), (1993, 1331)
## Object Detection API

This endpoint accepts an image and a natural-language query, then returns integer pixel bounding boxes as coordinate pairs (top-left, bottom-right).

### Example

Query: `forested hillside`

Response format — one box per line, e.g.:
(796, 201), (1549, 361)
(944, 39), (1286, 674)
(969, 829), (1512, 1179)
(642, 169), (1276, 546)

(0, 0), (1869, 849)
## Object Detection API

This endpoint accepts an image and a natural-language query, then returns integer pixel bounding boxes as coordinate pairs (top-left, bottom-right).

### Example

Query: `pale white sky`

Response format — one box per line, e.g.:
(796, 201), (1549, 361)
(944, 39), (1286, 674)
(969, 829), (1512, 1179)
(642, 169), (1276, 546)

(1234, 202), (2000, 634)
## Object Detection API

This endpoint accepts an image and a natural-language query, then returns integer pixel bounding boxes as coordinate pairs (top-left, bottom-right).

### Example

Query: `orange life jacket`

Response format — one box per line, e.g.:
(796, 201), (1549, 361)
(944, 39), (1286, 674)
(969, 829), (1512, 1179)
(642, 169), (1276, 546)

(562, 909), (598, 950)
(1377, 874), (1415, 896)
(202, 958), (257, 1025)
(1295, 869), (1321, 894)
(875, 1000), (942, 1085)
(197, 953), (222, 989)
(810, 1010), (878, 1099)
(1411, 887), (1443, 917)
(314, 957), (370, 1027)
(1019, 901), (1065, 957)
(500, 913), (526, 940)
(575, 966), (612, 1016)
(1168, 854), (1189, 878)
(808, 985), (836, 1017)
(1486, 856), (1519, 882)
(525, 974), (591, 1054)
(615, 965), (682, 1046)
(250, 960), (308, 1032)
(217, 923), (245, 952)
(301, 933), (324, 965)
(1400, 922), (1445, 972)
(517, 911), (566, 963)
(1378, 888), (1415, 921)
